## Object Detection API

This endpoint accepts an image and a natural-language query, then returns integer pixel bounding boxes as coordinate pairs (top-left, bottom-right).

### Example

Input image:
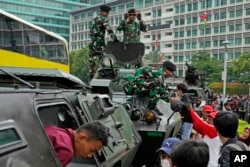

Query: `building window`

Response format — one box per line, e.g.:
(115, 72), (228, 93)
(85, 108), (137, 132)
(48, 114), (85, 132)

(180, 31), (184, 37)
(236, 0), (243, 2)
(180, 19), (185, 25)
(175, 20), (179, 26)
(178, 70), (184, 77)
(192, 42), (197, 48)
(206, 28), (211, 34)
(245, 37), (250, 44)
(235, 38), (242, 45)
(229, 25), (234, 32)
(187, 30), (191, 37)
(220, 12), (226, 19)
(246, 23), (250, 30)
(193, 17), (197, 23)
(221, 0), (227, 5)
(213, 54), (218, 59)
(219, 53), (225, 60)
(220, 26), (226, 32)
(215, 0), (220, 7)
(186, 43), (191, 49)
(174, 32), (178, 38)
(230, 0), (235, 4)
(214, 13), (219, 20)
(192, 30), (197, 36)
(179, 55), (184, 61)
(235, 52), (241, 58)
(187, 17), (192, 24)
(207, 0), (212, 8)
(236, 10), (243, 17)
(187, 4), (192, 11)
(214, 27), (219, 33)
(229, 11), (235, 18)
(205, 41), (211, 47)
(214, 40), (218, 46)
(174, 44), (178, 50)
(229, 39), (234, 46)
(228, 53), (234, 60)
(236, 24), (242, 31)
(200, 29), (205, 35)
(179, 44), (184, 50)
(246, 8), (250, 16)
(193, 2), (198, 11)
(174, 56), (178, 62)
(126, 2), (134, 9)
(175, 6), (179, 14)
(180, 5), (185, 13)
(201, 1), (205, 9)
(200, 42), (204, 48)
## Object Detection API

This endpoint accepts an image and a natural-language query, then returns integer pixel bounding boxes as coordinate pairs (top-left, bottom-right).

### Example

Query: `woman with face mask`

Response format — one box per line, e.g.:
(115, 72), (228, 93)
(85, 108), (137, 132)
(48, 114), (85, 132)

(156, 138), (180, 167)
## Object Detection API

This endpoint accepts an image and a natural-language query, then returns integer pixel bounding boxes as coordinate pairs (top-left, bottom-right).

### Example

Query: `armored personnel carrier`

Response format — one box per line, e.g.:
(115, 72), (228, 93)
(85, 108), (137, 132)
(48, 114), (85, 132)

(0, 67), (141, 167)
(90, 42), (182, 167)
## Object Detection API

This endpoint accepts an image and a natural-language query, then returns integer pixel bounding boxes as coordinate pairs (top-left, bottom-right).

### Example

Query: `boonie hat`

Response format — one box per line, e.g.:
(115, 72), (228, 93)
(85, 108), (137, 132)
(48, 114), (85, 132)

(156, 138), (180, 155)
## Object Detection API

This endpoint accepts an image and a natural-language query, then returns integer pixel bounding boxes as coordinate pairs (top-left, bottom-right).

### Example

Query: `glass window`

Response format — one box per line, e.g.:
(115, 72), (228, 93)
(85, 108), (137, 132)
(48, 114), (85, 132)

(214, 27), (219, 33)
(219, 53), (225, 60)
(229, 25), (234, 32)
(236, 0), (243, 2)
(186, 55), (191, 61)
(186, 43), (191, 49)
(187, 30), (191, 37)
(205, 41), (211, 47)
(193, 2), (198, 11)
(228, 53), (234, 60)
(192, 42), (197, 48)
(213, 54), (218, 59)
(200, 41), (204, 48)
(188, 4), (192, 11)
(235, 38), (242, 45)
(246, 8), (250, 16)
(174, 44), (178, 50)
(214, 13), (219, 20)
(179, 55), (184, 61)
(207, 0), (212, 8)
(192, 30), (197, 36)
(193, 17), (197, 23)
(175, 20), (179, 26)
(175, 6), (179, 14)
(215, 0), (220, 7)
(221, 0), (227, 5)
(236, 24), (242, 31)
(187, 17), (192, 24)
(214, 40), (218, 46)
(0, 128), (21, 147)
(236, 10), (242, 17)
(246, 23), (250, 30)
(230, 0), (235, 4)
(201, 1), (205, 9)
(200, 29), (205, 35)
(174, 32), (178, 38)
(180, 5), (185, 13)
(126, 2), (134, 9)
(180, 31), (184, 37)
(206, 28), (211, 34)
(235, 52), (241, 58)
(180, 19), (185, 25)
(220, 12), (226, 19)
(245, 37), (250, 44)
(229, 11), (235, 18)
(179, 70), (184, 77)
(174, 56), (178, 62)
(179, 44), (184, 50)
(220, 26), (226, 32)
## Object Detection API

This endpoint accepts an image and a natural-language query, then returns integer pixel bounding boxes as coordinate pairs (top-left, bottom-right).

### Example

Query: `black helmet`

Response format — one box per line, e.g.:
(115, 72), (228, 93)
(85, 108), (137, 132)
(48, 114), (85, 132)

(170, 100), (184, 112)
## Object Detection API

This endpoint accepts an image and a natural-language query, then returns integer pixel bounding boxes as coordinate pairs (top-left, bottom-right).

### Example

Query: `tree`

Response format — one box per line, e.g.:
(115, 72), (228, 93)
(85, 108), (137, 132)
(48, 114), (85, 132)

(143, 51), (161, 64)
(69, 46), (89, 83)
(231, 51), (250, 83)
(191, 51), (223, 83)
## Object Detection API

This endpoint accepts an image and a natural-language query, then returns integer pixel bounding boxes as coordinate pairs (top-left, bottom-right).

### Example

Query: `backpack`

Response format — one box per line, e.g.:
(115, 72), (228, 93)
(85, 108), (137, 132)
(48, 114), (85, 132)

(226, 142), (250, 151)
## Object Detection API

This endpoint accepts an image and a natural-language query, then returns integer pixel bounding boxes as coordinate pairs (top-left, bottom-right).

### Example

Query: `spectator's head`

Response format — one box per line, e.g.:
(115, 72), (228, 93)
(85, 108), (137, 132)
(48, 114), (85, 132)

(240, 127), (250, 146)
(207, 112), (217, 125)
(223, 102), (231, 110)
(156, 138), (180, 167)
(74, 121), (108, 158)
(127, 8), (137, 21)
(202, 105), (213, 120)
(170, 140), (209, 167)
(214, 112), (238, 142)
(100, 5), (111, 17)
(163, 61), (176, 77)
(176, 83), (188, 96)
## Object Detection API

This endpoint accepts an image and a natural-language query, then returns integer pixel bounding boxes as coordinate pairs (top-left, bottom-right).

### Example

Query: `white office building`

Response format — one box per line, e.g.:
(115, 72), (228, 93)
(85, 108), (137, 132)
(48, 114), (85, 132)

(70, 0), (249, 76)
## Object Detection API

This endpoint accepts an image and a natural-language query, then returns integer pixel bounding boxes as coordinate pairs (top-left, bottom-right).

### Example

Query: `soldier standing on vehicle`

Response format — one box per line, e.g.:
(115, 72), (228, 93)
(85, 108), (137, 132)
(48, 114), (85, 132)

(89, 5), (119, 79)
(117, 8), (147, 43)
(123, 60), (176, 115)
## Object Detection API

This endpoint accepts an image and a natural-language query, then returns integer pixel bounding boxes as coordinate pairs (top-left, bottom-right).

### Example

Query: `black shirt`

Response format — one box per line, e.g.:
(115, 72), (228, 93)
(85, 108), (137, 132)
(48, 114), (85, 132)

(180, 94), (193, 123)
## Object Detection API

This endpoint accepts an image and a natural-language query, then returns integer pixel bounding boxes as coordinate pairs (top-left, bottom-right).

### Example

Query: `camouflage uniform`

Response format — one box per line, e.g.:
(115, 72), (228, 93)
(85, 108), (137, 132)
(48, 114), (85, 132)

(116, 19), (147, 42)
(123, 66), (169, 109)
(89, 14), (118, 78)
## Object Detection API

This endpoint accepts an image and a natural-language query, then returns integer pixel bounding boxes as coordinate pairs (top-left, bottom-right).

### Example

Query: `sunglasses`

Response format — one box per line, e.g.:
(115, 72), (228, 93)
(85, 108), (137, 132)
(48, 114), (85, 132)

(129, 13), (136, 16)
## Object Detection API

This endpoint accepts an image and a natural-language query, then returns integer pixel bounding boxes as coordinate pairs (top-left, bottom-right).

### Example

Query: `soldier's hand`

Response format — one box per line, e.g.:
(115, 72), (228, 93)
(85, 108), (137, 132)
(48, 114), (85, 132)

(124, 13), (128, 20)
(137, 13), (141, 21)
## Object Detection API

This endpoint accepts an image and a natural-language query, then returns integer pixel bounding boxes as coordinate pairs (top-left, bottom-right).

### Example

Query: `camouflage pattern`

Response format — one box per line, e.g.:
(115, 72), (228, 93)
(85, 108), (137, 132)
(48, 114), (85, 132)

(89, 14), (117, 78)
(117, 19), (147, 42)
(123, 66), (169, 109)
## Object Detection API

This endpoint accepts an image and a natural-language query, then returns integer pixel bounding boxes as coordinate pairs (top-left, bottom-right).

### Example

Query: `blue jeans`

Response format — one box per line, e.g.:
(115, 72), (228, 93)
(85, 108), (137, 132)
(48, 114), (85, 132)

(181, 122), (193, 140)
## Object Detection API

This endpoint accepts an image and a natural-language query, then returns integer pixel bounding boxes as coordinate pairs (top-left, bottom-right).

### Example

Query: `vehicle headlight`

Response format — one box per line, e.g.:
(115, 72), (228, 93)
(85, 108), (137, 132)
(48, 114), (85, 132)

(102, 54), (116, 67)
(144, 111), (156, 123)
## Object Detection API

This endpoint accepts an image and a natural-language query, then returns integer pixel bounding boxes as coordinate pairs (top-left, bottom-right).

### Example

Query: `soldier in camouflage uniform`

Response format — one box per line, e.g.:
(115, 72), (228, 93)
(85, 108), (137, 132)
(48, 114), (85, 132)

(117, 8), (147, 42)
(123, 61), (176, 115)
(89, 5), (119, 79)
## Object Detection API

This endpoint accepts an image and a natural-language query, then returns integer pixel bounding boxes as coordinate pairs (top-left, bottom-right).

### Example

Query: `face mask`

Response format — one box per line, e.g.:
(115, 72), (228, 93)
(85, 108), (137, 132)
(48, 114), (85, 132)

(161, 159), (170, 167)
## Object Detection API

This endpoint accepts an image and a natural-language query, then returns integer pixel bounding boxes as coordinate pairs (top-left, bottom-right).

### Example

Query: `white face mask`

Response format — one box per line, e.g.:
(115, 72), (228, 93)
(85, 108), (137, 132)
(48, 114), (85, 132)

(161, 159), (170, 167)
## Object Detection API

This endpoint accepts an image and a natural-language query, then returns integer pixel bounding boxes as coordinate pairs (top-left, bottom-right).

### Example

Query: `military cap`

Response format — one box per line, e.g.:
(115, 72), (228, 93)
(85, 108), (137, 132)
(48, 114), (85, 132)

(100, 5), (111, 13)
(163, 60), (176, 72)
